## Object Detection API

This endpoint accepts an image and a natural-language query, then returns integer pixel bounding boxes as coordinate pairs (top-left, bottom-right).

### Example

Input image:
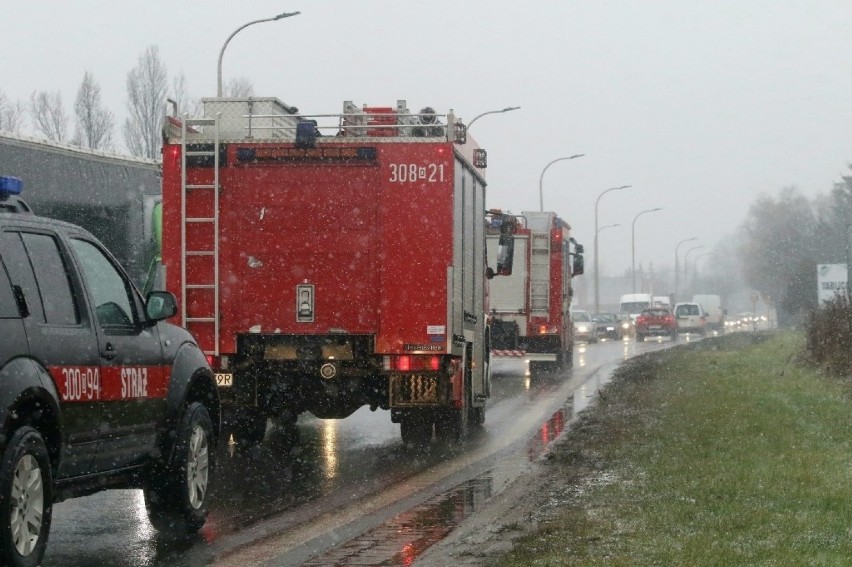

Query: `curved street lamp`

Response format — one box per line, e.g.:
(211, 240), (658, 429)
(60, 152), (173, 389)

(631, 207), (663, 293)
(594, 185), (630, 313)
(683, 244), (705, 282)
(466, 106), (520, 131)
(691, 252), (713, 289)
(539, 154), (584, 212)
(673, 237), (698, 302)
(217, 11), (301, 97)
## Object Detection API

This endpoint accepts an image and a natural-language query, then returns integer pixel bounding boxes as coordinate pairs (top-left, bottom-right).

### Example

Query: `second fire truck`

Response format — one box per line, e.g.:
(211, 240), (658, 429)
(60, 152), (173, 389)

(161, 97), (517, 446)
(487, 211), (584, 375)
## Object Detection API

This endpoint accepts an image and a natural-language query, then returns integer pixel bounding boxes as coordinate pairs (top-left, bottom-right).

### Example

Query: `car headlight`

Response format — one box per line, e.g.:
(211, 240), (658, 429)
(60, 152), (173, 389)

(577, 324), (589, 332)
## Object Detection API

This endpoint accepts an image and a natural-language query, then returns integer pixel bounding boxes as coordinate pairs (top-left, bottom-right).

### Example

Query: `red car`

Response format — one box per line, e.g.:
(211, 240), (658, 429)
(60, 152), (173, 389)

(635, 307), (678, 341)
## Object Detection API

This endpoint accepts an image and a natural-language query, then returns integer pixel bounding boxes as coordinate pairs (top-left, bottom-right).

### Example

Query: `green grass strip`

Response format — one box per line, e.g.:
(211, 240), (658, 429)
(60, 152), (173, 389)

(498, 333), (852, 566)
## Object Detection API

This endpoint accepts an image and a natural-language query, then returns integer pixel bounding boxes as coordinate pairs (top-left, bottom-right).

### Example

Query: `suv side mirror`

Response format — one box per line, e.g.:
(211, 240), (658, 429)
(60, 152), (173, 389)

(146, 291), (178, 321)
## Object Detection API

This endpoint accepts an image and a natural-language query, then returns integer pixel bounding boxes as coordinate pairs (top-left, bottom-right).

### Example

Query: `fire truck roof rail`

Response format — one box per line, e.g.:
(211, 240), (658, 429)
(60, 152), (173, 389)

(166, 97), (463, 143)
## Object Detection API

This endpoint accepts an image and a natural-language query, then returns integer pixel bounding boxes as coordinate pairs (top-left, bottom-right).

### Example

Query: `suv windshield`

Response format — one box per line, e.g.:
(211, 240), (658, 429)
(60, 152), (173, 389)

(573, 311), (592, 322)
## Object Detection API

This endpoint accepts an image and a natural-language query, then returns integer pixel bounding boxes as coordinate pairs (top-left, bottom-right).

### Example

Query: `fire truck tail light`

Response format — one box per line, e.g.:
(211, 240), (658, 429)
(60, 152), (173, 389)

(205, 355), (230, 370)
(385, 355), (442, 371)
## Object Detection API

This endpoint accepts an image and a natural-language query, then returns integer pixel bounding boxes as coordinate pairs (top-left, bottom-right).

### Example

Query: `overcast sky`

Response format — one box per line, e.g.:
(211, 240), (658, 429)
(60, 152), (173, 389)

(4, 1), (852, 278)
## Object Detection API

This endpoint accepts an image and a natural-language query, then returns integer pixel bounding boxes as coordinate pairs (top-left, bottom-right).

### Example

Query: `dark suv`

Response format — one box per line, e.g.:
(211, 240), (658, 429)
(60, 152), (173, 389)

(0, 177), (219, 567)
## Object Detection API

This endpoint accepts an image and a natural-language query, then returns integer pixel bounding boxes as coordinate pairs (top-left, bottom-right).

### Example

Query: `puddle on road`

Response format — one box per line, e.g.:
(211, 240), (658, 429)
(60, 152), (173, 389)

(302, 398), (590, 565)
(300, 477), (493, 567)
(298, 364), (617, 566)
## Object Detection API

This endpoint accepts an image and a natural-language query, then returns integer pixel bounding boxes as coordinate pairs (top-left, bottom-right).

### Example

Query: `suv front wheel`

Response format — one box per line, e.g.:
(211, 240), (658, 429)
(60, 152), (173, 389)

(0, 426), (53, 567)
(144, 402), (214, 535)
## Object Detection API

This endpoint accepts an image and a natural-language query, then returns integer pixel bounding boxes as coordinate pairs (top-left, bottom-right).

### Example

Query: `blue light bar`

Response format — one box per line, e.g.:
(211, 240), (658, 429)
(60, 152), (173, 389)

(0, 176), (23, 196)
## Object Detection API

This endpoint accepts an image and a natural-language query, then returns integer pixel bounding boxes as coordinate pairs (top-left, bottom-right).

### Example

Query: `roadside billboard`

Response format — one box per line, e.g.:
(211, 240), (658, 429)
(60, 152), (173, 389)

(817, 264), (847, 304)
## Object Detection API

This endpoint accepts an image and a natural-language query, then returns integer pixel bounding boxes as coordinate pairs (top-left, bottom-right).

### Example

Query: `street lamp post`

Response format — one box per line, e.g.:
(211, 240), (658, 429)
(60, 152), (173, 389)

(691, 252), (713, 289)
(539, 154), (584, 212)
(596, 224), (621, 305)
(217, 11), (301, 97)
(673, 237), (698, 302)
(466, 106), (520, 131)
(682, 245), (705, 296)
(594, 185), (630, 313)
(631, 207), (663, 293)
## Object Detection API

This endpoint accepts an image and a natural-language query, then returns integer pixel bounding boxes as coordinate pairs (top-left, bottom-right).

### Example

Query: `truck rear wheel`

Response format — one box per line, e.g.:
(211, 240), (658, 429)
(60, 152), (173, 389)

(400, 416), (432, 448)
(436, 407), (468, 443)
(470, 405), (485, 427)
(225, 408), (267, 448)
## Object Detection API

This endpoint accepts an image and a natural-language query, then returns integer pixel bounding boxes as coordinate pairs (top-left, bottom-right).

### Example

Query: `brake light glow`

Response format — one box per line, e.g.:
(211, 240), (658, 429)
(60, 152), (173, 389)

(384, 355), (442, 371)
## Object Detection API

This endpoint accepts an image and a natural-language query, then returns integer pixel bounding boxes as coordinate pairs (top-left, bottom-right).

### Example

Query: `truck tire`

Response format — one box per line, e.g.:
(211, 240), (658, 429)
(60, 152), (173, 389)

(470, 405), (486, 427)
(271, 414), (300, 448)
(225, 408), (267, 448)
(0, 426), (52, 567)
(145, 402), (214, 535)
(400, 415), (432, 448)
(528, 361), (545, 377)
(436, 407), (468, 443)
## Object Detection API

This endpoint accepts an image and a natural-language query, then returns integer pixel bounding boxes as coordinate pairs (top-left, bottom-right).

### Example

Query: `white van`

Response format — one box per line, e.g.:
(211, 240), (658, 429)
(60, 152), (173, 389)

(619, 294), (653, 320)
(692, 294), (724, 330)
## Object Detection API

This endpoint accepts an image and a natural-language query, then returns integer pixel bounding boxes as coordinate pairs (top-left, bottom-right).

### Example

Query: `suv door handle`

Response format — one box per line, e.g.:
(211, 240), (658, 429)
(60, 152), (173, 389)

(101, 343), (117, 360)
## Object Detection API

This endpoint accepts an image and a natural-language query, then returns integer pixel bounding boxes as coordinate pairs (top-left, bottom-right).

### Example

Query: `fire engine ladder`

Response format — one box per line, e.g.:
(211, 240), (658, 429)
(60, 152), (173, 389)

(529, 232), (551, 315)
(180, 115), (221, 356)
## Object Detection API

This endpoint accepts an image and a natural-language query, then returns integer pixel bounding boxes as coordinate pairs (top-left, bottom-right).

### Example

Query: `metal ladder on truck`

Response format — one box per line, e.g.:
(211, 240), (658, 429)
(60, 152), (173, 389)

(180, 115), (220, 356)
(529, 230), (551, 317)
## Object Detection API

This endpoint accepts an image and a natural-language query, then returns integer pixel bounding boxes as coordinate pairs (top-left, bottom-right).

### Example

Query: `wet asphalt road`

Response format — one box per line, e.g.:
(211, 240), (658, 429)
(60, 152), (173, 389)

(42, 333), (702, 566)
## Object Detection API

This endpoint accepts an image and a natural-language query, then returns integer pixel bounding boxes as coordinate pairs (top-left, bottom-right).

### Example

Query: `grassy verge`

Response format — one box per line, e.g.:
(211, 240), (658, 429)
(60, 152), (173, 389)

(497, 332), (852, 566)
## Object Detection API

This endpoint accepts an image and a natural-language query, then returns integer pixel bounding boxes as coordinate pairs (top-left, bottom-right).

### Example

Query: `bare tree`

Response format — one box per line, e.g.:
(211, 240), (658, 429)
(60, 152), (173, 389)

(224, 76), (255, 98)
(30, 90), (68, 141)
(123, 45), (168, 158)
(170, 72), (202, 117)
(73, 71), (114, 150)
(739, 186), (819, 326)
(0, 90), (26, 133)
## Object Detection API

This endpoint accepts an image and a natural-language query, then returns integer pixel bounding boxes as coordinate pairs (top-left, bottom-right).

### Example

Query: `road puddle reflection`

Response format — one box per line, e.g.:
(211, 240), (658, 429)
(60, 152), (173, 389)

(300, 477), (493, 566)
(299, 399), (582, 565)
(296, 357), (621, 566)
(526, 409), (567, 461)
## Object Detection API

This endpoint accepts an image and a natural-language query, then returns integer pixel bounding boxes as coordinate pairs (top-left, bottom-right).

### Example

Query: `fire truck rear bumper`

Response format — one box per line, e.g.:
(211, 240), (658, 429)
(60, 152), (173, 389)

(523, 353), (558, 362)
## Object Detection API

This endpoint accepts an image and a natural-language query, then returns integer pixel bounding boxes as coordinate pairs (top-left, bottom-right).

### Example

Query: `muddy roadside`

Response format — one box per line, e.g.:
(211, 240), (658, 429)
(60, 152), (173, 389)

(414, 354), (652, 566)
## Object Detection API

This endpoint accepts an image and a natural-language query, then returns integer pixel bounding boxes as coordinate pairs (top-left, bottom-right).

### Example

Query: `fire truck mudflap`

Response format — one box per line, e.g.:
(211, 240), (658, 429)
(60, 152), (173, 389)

(161, 97), (518, 447)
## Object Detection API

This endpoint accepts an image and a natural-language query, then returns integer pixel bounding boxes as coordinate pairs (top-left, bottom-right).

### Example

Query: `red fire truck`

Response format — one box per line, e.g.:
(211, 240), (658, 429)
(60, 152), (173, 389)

(487, 211), (584, 375)
(161, 98), (517, 446)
